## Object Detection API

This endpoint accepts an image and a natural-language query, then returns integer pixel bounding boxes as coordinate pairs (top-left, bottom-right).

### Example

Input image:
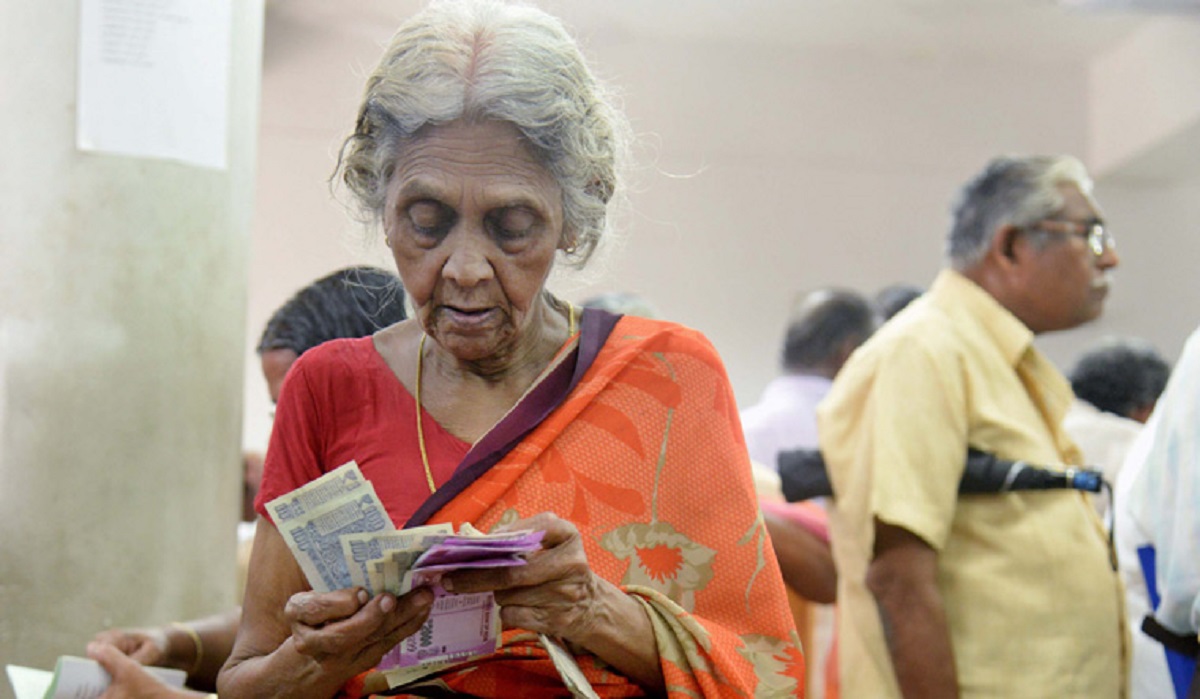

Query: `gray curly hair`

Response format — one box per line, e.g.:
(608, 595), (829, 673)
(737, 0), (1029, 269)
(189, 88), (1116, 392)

(336, 0), (628, 269)
(946, 155), (1093, 270)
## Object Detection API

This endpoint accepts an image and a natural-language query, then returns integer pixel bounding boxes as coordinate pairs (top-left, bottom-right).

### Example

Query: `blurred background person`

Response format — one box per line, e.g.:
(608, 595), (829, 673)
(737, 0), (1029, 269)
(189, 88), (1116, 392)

(1063, 335), (1169, 523)
(1117, 324), (1200, 699)
(740, 287), (877, 473)
(87, 266), (406, 698)
(819, 155), (1124, 698)
(256, 266), (408, 405)
(872, 283), (924, 323)
(740, 286), (876, 699)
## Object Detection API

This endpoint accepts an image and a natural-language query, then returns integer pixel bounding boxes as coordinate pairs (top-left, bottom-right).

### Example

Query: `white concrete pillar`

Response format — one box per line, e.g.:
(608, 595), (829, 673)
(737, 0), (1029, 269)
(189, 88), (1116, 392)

(0, 1), (263, 688)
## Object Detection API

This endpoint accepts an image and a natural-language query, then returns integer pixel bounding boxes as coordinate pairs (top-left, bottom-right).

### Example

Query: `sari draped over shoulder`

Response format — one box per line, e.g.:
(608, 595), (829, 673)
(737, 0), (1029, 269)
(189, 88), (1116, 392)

(390, 312), (805, 697)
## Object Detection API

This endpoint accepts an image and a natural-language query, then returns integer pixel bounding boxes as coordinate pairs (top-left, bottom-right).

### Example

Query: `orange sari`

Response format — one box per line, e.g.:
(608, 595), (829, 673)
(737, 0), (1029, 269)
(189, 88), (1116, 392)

(381, 313), (804, 697)
(324, 314), (801, 696)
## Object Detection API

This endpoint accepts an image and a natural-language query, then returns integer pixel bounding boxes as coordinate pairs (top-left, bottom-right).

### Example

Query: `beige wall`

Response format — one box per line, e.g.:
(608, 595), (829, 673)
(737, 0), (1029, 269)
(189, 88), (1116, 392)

(242, 11), (1200, 451)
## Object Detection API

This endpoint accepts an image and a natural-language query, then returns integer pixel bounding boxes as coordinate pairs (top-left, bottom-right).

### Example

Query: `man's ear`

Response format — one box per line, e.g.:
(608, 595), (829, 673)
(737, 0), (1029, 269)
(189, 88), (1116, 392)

(988, 224), (1024, 267)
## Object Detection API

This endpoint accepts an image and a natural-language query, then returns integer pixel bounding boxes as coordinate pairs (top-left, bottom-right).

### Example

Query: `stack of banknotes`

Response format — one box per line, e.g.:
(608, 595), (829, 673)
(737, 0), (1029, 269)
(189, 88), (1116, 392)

(265, 460), (544, 687)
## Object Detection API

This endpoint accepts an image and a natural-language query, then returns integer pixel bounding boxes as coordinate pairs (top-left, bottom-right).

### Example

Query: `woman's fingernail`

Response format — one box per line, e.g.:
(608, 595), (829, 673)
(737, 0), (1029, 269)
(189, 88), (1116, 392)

(380, 594), (396, 613)
(357, 589), (369, 604)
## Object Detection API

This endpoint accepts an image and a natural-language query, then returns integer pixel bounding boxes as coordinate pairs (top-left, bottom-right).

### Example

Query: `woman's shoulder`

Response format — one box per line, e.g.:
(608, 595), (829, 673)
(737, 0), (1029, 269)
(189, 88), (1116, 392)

(291, 336), (379, 371)
(285, 336), (393, 395)
(607, 315), (724, 364)
(612, 314), (712, 344)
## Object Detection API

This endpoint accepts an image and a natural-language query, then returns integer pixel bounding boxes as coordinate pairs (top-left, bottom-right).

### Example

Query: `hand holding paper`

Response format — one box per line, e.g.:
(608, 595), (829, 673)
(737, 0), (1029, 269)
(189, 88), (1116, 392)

(282, 586), (434, 679)
(88, 626), (170, 668)
(86, 643), (197, 699)
(440, 513), (599, 640)
(267, 461), (549, 689)
(5, 653), (188, 699)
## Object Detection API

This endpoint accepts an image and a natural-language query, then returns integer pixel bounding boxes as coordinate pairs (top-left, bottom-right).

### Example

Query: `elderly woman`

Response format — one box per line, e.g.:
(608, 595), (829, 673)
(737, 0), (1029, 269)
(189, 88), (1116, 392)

(219, 3), (802, 697)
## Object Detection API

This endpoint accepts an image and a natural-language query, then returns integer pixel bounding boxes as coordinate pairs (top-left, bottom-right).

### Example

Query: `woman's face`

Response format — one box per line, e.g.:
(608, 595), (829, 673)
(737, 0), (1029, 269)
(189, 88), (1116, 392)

(383, 120), (566, 364)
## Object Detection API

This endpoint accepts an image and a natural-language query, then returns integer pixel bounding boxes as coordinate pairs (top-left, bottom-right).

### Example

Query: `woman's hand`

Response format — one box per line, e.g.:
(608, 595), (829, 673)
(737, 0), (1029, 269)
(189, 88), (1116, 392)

(284, 586), (435, 676)
(443, 513), (602, 639)
(219, 519), (435, 699)
(90, 628), (169, 667)
(87, 642), (207, 699)
(441, 513), (664, 693)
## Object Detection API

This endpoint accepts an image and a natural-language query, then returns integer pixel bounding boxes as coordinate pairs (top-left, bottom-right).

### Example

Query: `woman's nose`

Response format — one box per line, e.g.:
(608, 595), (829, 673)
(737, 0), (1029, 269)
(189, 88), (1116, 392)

(441, 230), (495, 286)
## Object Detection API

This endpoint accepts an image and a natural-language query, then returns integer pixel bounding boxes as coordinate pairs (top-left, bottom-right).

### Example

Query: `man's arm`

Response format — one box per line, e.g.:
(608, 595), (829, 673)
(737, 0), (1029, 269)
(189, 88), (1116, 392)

(762, 509), (836, 604)
(866, 519), (958, 699)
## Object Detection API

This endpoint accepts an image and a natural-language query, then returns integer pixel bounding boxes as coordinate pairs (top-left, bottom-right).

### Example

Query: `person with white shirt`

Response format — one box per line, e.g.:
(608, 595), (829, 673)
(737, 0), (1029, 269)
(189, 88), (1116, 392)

(1063, 336), (1168, 523)
(741, 287), (877, 471)
(1121, 325), (1200, 698)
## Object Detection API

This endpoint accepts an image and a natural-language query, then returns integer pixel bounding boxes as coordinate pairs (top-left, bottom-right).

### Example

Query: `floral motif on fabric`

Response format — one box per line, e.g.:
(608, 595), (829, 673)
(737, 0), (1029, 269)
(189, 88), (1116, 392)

(600, 521), (715, 611)
(736, 511), (772, 614)
(627, 586), (716, 677)
(737, 632), (805, 699)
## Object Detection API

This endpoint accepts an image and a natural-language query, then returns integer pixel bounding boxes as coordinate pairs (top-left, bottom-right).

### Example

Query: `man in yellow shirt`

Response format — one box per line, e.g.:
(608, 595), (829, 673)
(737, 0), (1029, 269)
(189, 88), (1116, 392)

(818, 155), (1126, 698)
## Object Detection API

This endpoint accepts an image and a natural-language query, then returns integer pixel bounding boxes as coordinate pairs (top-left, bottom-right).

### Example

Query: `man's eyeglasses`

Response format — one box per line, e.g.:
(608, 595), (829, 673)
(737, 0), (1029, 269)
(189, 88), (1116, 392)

(1025, 219), (1115, 257)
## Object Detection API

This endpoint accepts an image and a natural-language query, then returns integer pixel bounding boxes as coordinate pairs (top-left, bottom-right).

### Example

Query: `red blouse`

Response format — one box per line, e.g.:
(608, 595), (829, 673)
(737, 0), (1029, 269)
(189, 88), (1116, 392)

(255, 337), (469, 527)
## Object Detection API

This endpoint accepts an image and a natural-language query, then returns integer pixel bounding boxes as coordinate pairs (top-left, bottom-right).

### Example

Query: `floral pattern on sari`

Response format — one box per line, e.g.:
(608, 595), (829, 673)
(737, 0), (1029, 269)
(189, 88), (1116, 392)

(419, 316), (802, 696)
(737, 511), (774, 614)
(601, 521), (716, 611)
(737, 632), (806, 699)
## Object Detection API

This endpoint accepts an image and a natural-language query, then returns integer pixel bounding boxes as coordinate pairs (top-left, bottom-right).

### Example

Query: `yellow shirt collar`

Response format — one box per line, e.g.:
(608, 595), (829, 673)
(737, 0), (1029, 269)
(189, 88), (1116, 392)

(930, 268), (1033, 368)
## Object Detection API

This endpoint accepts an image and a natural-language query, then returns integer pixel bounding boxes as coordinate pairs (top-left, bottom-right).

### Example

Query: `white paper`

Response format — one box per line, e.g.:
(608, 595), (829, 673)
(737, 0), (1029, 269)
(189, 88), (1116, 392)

(537, 635), (601, 699)
(77, 0), (233, 169)
(7, 657), (185, 699)
(6, 664), (52, 699)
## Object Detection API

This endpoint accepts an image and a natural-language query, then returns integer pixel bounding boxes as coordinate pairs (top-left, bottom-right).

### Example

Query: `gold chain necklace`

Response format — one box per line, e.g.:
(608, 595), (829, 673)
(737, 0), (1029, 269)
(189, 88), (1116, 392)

(415, 303), (576, 494)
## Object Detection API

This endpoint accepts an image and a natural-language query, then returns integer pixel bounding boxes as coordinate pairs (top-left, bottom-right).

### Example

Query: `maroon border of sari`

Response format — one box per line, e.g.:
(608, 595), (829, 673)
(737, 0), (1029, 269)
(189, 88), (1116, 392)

(404, 308), (621, 528)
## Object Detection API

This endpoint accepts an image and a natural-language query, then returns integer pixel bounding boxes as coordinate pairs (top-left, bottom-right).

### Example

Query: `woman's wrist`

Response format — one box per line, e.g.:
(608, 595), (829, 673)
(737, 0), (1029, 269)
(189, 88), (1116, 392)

(572, 578), (663, 693)
(164, 622), (203, 674)
(221, 635), (348, 699)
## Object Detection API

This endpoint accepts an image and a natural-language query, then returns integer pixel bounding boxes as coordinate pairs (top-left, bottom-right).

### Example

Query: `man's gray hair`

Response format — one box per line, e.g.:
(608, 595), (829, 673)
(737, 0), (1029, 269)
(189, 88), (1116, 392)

(336, 0), (629, 269)
(946, 155), (1094, 270)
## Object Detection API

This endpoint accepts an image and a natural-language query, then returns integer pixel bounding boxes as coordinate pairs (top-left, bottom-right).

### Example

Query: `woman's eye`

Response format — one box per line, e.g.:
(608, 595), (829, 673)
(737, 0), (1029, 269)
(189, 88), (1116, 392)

(490, 207), (538, 239)
(407, 201), (452, 236)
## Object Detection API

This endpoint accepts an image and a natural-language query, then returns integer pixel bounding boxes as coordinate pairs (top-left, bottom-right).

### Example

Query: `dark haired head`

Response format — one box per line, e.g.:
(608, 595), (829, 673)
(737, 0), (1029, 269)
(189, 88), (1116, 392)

(257, 266), (406, 356)
(874, 284), (924, 321)
(782, 288), (878, 376)
(1069, 337), (1170, 420)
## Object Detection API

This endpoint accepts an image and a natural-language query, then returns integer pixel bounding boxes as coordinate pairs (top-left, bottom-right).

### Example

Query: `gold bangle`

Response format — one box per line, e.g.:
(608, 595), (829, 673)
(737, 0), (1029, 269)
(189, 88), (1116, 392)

(169, 621), (204, 676)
